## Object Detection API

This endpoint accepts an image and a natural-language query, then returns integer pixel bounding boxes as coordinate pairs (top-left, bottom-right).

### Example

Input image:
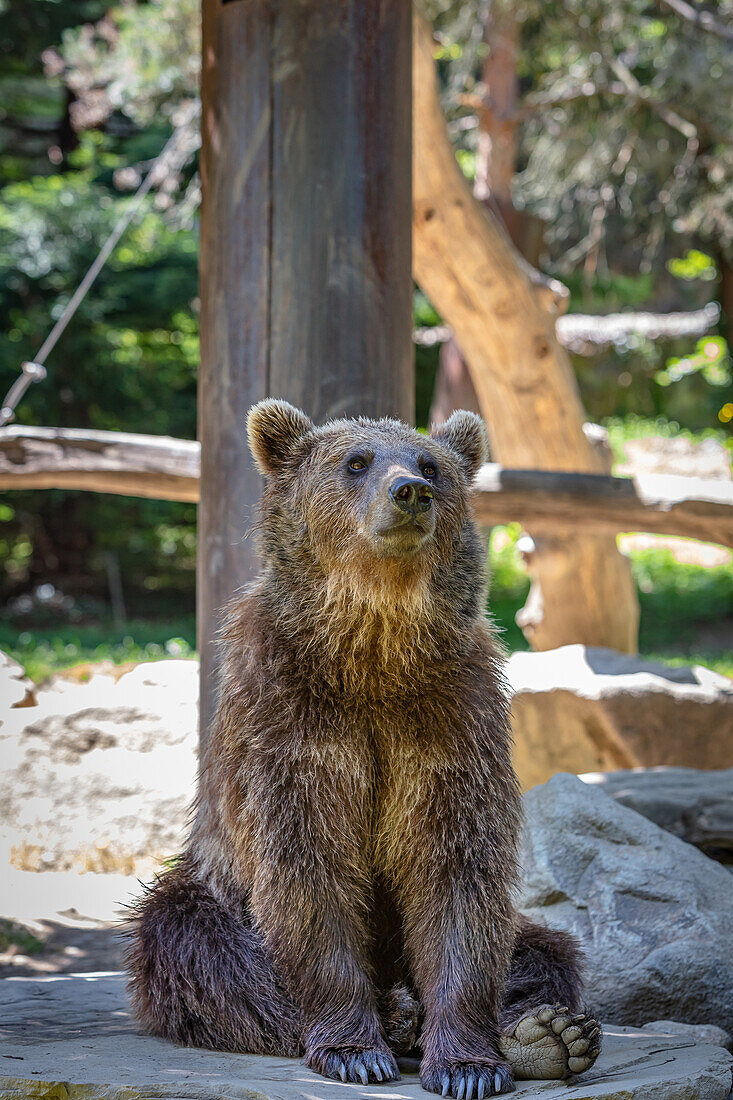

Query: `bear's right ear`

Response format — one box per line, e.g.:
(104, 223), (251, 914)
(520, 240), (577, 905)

(247, 399), (314, 475)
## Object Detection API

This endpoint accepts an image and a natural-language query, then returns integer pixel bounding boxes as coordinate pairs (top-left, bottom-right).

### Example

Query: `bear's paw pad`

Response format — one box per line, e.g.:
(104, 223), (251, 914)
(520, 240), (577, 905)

(422, 1061), (514, 1098)
(498, 1004), (601, 1080)
(307, 1046), (401, 1084)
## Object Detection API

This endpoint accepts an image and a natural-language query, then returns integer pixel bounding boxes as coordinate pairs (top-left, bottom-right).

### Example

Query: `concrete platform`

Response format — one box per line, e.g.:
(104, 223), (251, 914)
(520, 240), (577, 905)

(0, 974), (731, 1100)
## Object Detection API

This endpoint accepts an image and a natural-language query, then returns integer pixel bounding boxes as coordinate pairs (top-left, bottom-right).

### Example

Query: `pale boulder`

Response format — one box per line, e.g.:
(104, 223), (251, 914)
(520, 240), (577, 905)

(507, 646), (733, 789)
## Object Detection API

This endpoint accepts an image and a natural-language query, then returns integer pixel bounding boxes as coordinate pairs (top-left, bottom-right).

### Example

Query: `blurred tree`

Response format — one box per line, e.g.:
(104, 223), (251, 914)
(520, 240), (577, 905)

(0, 1), (199, 607)
(425, 0), (732, 428)
(426, 0), (733, 276)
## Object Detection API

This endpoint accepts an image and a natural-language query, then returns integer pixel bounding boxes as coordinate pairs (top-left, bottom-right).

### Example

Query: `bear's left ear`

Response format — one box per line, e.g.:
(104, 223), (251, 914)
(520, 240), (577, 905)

(247, 399), (314, 475)
(430, 410), (489, 480)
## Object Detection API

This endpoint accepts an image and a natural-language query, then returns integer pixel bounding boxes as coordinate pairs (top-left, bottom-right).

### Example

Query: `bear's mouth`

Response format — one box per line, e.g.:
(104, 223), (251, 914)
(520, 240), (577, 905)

(372, 515), (435, 554)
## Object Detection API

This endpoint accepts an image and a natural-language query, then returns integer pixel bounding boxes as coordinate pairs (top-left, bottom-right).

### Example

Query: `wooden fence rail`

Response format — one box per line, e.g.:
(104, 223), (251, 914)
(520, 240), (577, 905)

(1, 425), (732, 548)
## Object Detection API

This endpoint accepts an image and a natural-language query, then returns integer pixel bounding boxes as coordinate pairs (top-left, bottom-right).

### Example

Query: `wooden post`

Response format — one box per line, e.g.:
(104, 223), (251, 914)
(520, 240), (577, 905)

(198, 0), (413, 736)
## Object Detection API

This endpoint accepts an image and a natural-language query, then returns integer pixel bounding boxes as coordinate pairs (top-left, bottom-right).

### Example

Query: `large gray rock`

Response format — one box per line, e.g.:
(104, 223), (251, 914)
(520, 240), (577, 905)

(0, 974), (730, 1100)
(507, 646), (733, 789)
(519, 773), (733, 1033)
(0, 660), (198, 875)
(581, 767), (733, 863)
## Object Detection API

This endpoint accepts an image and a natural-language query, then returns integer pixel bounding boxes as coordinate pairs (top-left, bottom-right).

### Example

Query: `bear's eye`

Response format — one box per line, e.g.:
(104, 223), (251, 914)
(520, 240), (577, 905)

(347, 456), (368, 474)
(421, 462), (437, 480)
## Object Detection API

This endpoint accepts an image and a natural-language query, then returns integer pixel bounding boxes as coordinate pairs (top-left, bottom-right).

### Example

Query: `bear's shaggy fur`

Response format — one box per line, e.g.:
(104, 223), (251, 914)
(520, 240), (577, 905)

(126, 401), (588, 1096)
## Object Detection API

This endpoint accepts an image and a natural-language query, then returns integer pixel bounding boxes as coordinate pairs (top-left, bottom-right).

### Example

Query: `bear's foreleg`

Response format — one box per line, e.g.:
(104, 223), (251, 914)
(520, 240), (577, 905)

(243, 738), (400, 1085)
(383, 755), (518, 1098)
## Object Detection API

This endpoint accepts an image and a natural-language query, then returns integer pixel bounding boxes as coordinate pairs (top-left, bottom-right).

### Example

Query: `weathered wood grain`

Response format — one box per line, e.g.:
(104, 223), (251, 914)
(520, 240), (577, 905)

(0, 426), (199, 501)
(197, 0), (413, 733)
(3, 427), (731, 548)
(474, 464), (733, 549)
(199, 0), (273, 732)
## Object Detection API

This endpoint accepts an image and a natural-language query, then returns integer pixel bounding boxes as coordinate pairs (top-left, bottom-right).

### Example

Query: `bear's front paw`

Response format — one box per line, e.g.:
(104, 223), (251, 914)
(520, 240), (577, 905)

(421, 1060), (514, 1098)
(306, 1045), (401, 1084)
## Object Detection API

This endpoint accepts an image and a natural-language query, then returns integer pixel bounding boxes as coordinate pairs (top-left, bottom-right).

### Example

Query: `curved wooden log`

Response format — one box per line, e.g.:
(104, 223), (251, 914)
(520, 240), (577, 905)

(1, 426), (731, 548)
(0, 426), (199, 502)
(474, 465), (733, 549)
(412, 9), (640, 653)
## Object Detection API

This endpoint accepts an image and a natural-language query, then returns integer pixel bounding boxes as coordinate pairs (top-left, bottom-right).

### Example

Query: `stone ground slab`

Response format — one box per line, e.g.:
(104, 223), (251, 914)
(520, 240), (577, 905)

(0, 975), (731, 1100)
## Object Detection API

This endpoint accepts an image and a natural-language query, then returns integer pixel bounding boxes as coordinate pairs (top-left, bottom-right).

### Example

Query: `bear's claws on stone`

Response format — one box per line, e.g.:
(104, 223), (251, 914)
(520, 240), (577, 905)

(308, 1046), (401, 1084)
(423, 1061), (514, 1098)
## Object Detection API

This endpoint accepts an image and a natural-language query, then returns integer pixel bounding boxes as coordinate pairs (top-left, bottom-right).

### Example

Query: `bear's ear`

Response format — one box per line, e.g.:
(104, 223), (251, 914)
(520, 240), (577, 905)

(247, 399), (314, 475)
(430, 410), (489, 480)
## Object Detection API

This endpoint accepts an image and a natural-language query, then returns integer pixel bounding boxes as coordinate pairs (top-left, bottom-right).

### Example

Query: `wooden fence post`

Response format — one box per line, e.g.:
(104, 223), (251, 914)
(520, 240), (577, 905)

(198, 0), (413, 738)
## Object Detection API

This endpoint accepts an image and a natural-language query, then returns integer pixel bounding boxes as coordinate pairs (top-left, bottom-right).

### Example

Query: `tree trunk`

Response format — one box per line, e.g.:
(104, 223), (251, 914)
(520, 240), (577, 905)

(413, 9), (638, 653)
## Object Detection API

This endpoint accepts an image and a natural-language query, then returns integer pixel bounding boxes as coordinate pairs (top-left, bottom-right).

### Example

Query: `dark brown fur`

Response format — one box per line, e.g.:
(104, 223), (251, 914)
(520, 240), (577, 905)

(126, 402), (584, 1095)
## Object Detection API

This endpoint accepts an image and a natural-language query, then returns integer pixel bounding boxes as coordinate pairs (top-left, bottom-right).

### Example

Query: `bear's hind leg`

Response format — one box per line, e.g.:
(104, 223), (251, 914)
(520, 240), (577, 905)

(497, 918), (601, 1080)
(500, 916), (583, 1025)
(126, 861), (302, 1056)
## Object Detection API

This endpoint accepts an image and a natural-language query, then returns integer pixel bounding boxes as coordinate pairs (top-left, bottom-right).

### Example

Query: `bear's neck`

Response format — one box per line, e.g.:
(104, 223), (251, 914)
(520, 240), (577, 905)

(263, 557), (475, 690)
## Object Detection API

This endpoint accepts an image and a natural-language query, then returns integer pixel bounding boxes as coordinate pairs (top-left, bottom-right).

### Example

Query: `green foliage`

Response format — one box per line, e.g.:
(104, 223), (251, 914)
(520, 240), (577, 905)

(430, 0), (733, 264)
(0, 75), (199, 600)
(668, 249), (718, 282)
(603, 414), (732, 465)
(656, 335), (730, 389)
(59, 0), (199, 127)
(633, 547), (733, 675)
(0, 920), (45, 957)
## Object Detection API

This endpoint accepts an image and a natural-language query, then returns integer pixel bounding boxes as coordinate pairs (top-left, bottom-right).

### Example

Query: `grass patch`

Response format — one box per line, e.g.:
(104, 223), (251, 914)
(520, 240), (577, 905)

(603, 414), (732, 470)
(0, 618), (196, 684)
(485, 525), (732, 677)
(0, 920), (44, 956)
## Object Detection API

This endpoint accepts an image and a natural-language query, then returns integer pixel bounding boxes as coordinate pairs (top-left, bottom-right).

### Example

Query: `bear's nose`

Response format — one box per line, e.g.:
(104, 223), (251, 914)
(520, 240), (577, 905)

(389, 476), (434, 515)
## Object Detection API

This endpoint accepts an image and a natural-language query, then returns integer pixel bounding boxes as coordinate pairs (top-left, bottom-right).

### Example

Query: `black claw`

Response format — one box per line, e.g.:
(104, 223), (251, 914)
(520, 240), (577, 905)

(466, 1072), (476, 1100)
(492, 1066), (514, 1095)
(383, 1055), (399, 1081)
(456, 1076), (466, 1100)
(477, 1074), (486, 1100)
(441, 1072), (451, 1096)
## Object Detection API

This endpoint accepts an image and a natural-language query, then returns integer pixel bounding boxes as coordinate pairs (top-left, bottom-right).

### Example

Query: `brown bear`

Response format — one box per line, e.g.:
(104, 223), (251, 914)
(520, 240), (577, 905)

(126, 400), (601, 1096)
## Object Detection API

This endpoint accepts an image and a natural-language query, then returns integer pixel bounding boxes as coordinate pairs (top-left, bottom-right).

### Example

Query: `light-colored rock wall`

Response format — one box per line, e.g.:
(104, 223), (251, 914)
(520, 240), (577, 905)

(508, 646), (733, 789)
(0, 660), (198, 875)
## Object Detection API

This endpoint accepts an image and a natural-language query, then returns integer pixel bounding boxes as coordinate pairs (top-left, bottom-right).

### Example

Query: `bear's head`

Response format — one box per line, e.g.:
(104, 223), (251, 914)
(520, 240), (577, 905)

(247, 399), (488, 610)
